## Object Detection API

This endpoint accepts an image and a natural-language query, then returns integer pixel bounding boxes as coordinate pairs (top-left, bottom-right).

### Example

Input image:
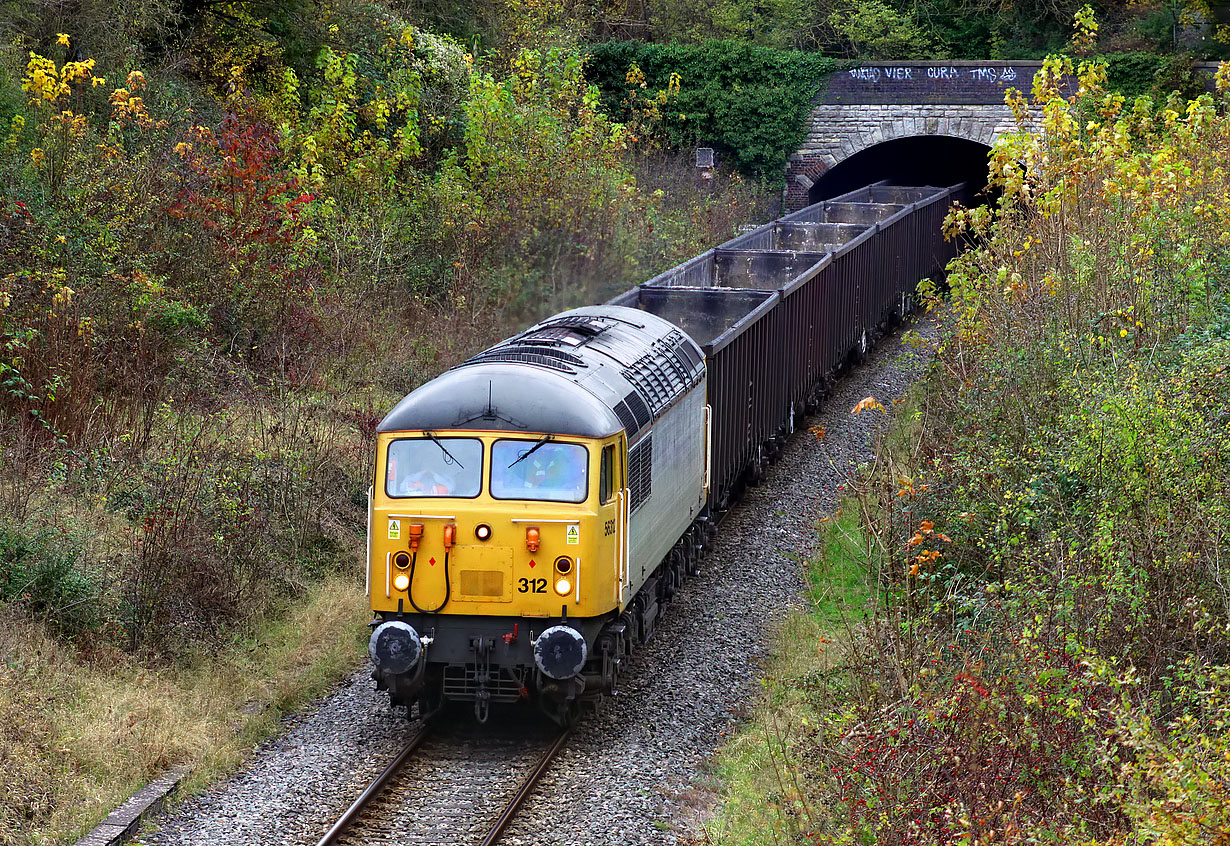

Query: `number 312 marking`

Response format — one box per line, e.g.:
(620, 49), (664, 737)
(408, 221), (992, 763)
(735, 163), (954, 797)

(518, 577), (546, 593)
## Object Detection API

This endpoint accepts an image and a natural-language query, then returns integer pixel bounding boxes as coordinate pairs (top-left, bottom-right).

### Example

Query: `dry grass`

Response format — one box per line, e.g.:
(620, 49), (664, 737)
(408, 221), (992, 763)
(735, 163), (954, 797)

(0, 574), (369, 846)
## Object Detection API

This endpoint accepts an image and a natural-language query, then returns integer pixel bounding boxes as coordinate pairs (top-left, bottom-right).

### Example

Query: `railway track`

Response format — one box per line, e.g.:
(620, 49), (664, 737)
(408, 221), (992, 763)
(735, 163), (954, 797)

(315, 717), (571, 846)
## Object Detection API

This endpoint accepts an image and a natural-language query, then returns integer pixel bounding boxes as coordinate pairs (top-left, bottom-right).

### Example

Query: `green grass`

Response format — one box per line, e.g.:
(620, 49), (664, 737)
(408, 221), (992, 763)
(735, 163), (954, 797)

(806, 508), (871, 628)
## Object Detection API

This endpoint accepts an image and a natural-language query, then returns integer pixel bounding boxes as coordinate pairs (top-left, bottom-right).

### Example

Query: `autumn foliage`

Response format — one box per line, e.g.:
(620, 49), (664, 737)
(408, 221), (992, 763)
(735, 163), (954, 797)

(745, 25), (1230, 846)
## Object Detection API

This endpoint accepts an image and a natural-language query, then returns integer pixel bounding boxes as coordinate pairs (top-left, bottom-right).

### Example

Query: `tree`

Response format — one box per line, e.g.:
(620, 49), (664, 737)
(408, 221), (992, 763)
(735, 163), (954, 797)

(828, 0), (935, 58)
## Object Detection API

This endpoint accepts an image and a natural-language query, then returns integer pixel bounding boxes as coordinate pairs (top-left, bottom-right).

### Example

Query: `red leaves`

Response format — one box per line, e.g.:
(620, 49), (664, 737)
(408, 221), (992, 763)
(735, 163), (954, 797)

(167, 112), (304, 254)
(955, 672), (991, 698)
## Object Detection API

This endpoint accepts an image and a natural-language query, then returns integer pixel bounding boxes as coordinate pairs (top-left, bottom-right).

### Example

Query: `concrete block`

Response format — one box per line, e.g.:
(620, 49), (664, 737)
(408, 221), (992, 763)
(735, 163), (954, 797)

(74, 766), (190, 846)
(73, 825), (130, 846)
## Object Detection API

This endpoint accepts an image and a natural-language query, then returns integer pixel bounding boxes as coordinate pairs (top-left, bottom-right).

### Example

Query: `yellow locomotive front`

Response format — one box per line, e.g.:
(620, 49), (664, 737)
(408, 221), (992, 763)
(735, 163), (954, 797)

(364, 363), (636, 724)
(369, 424), (628, 722)
(371, 428), (625, 623)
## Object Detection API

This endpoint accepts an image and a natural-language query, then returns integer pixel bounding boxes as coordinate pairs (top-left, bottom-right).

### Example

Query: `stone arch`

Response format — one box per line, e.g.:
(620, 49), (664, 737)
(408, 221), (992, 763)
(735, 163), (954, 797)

(786, 103), (1016, 210)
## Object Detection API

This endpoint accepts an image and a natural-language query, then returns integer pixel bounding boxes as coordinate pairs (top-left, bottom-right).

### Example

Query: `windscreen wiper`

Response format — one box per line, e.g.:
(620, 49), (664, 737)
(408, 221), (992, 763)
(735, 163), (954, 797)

(508, 434), (553, 468)
(424, 431), (465, 468)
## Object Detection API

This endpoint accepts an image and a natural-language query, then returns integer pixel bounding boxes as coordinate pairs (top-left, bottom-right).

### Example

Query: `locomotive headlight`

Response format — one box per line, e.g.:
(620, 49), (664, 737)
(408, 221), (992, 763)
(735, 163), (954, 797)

(475, 523), (492, 542)
(553, 556), (572, 574)
(393, 573), (410, 592)
(554, 577), (571, 596)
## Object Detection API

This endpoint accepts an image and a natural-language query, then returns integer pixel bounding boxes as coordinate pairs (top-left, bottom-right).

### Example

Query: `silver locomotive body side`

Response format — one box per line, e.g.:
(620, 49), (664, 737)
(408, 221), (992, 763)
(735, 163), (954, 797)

(626, 383), (707, 594)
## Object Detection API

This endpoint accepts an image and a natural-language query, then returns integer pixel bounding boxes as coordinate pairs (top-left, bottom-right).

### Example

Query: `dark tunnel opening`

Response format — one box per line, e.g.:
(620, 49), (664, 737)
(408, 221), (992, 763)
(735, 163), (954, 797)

(809, 135), (992, 204)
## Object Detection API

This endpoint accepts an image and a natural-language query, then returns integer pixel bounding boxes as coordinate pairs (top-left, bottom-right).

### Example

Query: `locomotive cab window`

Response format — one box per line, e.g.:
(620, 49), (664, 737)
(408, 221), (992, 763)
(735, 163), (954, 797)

(599, 444), (616, 504)
(386, 437), (483, 498)
(491, 440), (588, 503)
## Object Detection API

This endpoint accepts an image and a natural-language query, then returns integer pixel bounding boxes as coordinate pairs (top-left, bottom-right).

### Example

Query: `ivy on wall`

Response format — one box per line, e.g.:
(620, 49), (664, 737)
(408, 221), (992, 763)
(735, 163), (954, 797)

(585, 41), (841, 182)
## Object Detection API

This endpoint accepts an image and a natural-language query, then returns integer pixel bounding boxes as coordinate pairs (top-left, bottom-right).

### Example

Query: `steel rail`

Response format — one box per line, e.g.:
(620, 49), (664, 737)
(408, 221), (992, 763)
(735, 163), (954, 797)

(314, 725), (431, 846)
(478, 727), (572, 846)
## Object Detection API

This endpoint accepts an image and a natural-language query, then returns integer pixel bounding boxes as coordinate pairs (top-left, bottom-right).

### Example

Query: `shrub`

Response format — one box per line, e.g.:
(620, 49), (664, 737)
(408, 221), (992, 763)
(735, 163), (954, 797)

(0, 524), (101, 635)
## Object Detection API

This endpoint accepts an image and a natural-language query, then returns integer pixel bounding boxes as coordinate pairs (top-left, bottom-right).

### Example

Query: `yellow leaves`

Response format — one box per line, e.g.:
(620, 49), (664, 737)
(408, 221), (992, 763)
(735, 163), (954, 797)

(1216, 62), (1230, 94)
(109, 76), (164, 131)
(23, 50), (101, 118)
(809, 425), (826, 441)
(4, 115), (24, 156)
(852, 396), (886, 415)
(56, 33), (70, 48)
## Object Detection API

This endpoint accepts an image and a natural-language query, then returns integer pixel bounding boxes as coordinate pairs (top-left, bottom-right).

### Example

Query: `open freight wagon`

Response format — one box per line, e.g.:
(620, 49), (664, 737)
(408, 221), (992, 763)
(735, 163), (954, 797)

(609, 181), (969, 513)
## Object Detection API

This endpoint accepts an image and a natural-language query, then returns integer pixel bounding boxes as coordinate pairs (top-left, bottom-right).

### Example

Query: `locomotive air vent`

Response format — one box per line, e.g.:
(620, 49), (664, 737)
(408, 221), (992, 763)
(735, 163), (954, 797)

(670, 332), (702, 371)
(549, 315), (610, 334)
(621, 390), (653, 430)
(612, 399), (640, 435)
(628, 436), (653, 511)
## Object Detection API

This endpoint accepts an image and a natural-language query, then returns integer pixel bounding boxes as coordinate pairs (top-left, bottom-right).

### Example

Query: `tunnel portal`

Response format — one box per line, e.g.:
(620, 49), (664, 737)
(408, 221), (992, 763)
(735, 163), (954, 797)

(808, 135), (992, 204)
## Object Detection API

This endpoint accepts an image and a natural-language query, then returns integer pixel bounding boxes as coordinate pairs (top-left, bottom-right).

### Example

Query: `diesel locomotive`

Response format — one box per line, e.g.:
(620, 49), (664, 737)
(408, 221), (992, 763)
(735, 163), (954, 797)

(366, 181), (968, 723)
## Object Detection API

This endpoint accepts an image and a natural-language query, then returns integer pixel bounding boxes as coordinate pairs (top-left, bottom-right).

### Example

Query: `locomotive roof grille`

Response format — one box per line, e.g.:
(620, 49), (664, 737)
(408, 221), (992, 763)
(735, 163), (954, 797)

(659, 333), (695, 388)
(623, 362), (669, 415)
(671, 333), (703, 371)
(547, 314), (612, 335)
(612, 399), (640, 434)
(466, 349), (581, 373)
(622, 390), (653, 430)
(617, 329), (704, 420)
(468, 344), (587, 366)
